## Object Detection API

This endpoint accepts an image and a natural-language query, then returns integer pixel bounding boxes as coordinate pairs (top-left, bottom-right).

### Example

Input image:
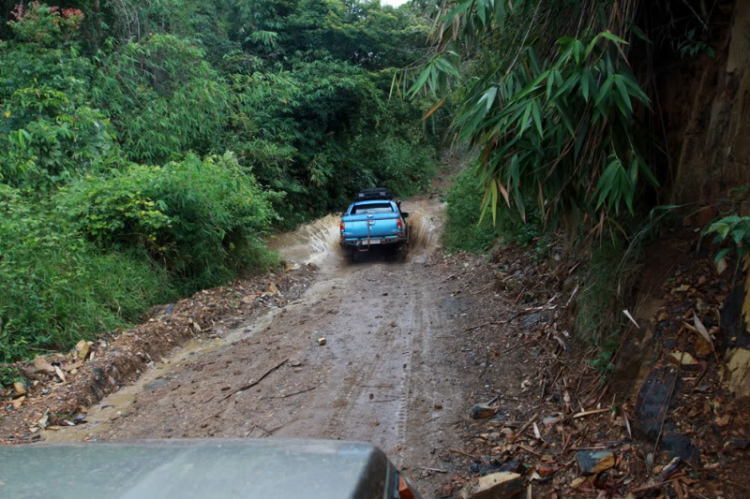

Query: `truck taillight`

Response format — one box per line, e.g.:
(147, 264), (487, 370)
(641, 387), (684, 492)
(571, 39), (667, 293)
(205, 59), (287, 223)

(340, 222), (345, 234)
(396, 218), (402, 230)
(398, 476), (416, 499)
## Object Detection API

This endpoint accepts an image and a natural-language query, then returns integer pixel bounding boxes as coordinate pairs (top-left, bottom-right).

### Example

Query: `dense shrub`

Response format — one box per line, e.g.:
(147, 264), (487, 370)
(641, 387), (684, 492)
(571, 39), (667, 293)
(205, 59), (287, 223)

(93, 34), (235, 164)
(0, 6), (118, 189)
(443, 167), (498, 253)
(0, 185), (175, 362)
(57, 153), (280, 291)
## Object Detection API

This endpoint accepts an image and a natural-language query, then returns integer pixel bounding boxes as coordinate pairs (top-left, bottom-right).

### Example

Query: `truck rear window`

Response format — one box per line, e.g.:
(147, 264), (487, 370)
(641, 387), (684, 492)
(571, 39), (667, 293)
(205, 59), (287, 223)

(351, 203), (394, 215)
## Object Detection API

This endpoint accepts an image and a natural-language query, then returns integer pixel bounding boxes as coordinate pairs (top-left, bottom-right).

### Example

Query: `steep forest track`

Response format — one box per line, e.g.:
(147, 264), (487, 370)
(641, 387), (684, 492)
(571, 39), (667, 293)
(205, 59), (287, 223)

(40, 194), (504, 494)
(31, 190), (740, 498)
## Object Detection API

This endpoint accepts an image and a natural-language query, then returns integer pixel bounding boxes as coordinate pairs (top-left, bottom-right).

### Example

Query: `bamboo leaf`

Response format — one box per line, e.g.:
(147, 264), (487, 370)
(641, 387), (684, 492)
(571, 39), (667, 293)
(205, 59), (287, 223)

(479, 86), (498, 111)
(600, 31), (628, 45)
(408, 64), (434, 98)
(581, 69), (590, 102)
(595, 75), (615, 107)
(614, 76), (633, 112)
(531, 99), (543, 138)
(497, 179), (511, 206)
(512, 70), (550, 101)
(422, 98), (447, 120)
(518, 102), (533, 136)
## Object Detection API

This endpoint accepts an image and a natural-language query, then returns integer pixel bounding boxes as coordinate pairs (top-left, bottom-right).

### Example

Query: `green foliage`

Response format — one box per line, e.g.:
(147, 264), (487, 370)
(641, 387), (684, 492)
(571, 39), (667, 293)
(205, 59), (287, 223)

(575, 241), (628, 344)
(1, 87), (119, 188)
(707, 215), (750, 262)
(444, 164), (543, 253)
(679, 28), (715, 59)
(704, 187), (750, 264)
(444, 166), (499, 253)
(57, 153), (280, 290)
(8, 2), (84, 46)
(0, 0), (436, 363)
(586, 335), (618, 379)
(0, 365), (22, 387)
(409, 1), (659, 232)
(0, 184), (176, 362)
(93, 34), (234, 164)
(0, 7), (119, 189)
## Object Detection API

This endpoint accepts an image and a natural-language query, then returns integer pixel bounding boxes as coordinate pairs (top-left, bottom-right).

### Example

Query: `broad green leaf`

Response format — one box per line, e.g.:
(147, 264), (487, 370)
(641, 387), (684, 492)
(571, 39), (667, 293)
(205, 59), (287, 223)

(600, 31), (628, 45)
(581, 69), (590, 102)
(715, 248), (731, 263)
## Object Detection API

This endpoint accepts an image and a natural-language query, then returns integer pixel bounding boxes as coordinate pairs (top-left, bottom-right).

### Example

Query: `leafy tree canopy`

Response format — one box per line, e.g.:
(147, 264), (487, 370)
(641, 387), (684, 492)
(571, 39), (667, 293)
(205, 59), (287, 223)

(0, 0), (437, 362)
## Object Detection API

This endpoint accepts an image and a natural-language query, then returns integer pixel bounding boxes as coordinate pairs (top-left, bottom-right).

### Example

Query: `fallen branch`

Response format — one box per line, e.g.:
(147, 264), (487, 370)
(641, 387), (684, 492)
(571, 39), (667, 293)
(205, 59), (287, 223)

(494, 310), (533, 325)
(519, 444), (543, 457)
(449, 448), (480, 460)
(253, 423), (271, 435)
(471, 284), (493, 295)
(691, 366), (709, 389)
(419, 467), (448, 473)
(269, 386), (316, 399)
(267, 418), (299, 435)
(221, 358), (288, 402)
(492, 339), (535, 357)
(511, 412), (539, 442)
(630, 475), (685, 494)
(197, 409), (224, 425)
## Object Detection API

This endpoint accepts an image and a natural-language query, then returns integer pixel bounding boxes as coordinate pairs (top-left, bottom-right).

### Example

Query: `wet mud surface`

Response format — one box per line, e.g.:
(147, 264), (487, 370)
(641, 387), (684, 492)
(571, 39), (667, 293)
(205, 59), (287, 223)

(26, 192), (749, 498)
(41, 196), (493, 493)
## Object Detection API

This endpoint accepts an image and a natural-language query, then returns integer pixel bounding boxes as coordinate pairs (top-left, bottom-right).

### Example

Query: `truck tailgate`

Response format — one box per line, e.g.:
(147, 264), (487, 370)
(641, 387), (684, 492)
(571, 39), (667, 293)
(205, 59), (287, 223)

(342, 214), (400, 239)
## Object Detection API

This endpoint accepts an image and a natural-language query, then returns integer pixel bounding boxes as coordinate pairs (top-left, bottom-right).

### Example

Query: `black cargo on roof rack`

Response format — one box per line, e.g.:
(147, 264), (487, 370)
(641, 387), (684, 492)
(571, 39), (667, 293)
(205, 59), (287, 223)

(356, 188), (393, 201)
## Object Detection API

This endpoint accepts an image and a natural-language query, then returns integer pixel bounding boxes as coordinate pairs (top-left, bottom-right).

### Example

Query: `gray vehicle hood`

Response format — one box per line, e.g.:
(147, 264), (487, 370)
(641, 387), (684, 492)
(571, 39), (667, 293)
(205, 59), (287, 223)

(0, 439), (395, 499)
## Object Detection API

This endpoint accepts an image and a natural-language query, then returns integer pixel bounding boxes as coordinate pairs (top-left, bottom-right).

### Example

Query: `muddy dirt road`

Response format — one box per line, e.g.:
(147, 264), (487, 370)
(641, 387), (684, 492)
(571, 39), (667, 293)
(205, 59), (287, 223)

(43, 196), (486, 493)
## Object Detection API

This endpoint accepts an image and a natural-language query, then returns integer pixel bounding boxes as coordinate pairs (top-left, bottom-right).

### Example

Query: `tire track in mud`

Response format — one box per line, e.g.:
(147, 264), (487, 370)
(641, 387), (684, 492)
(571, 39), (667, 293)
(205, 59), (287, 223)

(41, 196), (468, 491)
(315, 269), (417, 458)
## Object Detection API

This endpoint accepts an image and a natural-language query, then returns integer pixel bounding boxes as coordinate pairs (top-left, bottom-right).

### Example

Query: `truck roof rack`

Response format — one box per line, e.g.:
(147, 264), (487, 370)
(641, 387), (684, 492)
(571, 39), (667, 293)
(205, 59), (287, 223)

(356, 188), (393, 201)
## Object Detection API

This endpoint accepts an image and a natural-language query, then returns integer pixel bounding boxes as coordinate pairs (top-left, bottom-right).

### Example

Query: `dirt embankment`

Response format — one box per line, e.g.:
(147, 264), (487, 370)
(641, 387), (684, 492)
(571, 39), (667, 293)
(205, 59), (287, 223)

(1, 266), (318, 442)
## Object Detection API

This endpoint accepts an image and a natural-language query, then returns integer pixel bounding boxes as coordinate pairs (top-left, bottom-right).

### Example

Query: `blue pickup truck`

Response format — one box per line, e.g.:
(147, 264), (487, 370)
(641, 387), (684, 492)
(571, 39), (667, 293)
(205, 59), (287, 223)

(340, 188), (409, 261)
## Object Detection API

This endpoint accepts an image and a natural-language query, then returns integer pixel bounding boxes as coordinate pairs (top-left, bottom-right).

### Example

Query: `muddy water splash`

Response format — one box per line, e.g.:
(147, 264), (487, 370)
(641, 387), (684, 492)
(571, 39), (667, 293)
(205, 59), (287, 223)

(267, 214), (343, 269)
(268, 196), (446, 268)
(406, 195), (445, 254)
